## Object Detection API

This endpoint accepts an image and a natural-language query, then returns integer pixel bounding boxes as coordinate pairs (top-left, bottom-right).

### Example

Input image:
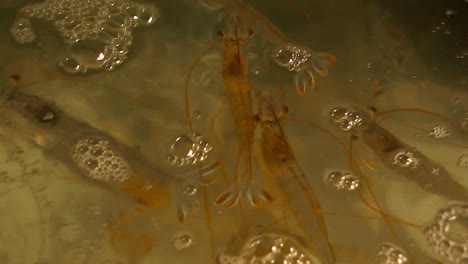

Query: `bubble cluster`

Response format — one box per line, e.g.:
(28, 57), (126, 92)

(71, 137), (130, 182)
(271, 44), (335, 94)
(325, 170), (360, 191)
(10, 17), (35, 44)
(218, 233), (319, 264)
(271, 45), (312, 72)
(173, 234), (194, 250)
(423, 204), (468, 264)
(456, 154), (468, 168)
(166, 132), (212, 167)
(392, 151), (420, 168)
(329, 107), (364, 132)
(429, 125), (451, 139)
(376, 243), (409, 264)
(11, 0), (159, 73)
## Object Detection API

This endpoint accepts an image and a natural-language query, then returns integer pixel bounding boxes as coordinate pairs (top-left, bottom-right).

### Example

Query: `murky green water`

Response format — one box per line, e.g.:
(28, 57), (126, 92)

(0, 0), (466, 263)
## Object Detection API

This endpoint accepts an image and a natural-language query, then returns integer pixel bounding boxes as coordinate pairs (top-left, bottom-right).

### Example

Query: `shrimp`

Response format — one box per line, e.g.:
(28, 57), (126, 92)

(198, 0), (336, 97)
(0, 85), (210, 261)
(212, 14), (272, 208)
(328, 104), (468, 202)
(254, 92), (336, 264)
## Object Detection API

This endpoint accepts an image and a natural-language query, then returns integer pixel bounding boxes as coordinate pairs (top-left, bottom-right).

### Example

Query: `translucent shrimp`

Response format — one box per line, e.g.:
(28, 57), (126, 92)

(328, 104), (468, 202)
(198, 0), (336, 96)
(254, 92), (336, 264)
(0, 86), (207, 261)
(198, 0), (290, 44)
(212, 14), (272, 208)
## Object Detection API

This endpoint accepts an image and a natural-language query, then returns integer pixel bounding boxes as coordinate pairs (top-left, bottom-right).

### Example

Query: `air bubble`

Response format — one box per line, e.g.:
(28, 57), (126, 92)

(66, 39), (113, 72)
(377, 243), (409, 264)
(250, 67), (261, 75)
(58, 57), (83, 74)
(330, 107), (364, 132)
(138, 4), (159, 25)
(193, 111), (202, 119)
(271, 45), (311, 72)
(173, 234), (194, 250)
(85, 159), (98, 170)
(92, 148), (103, 156)
(219, 233), (318, 264)
(72, 137), (131, 182)
(347, 111), (363, 127)
(429, 125), (451, 139)
(423, 204), (468, 264)
(183, 185), (198, 196)
(330, 107), (348, 123)
(10, 17), (36, 44)
(338, 120), (353, 132)
(456, 155), (468, 168)
(166, 132), (212, 167)
(393, 151), (419, 168)
(325, 171), (359, 191)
